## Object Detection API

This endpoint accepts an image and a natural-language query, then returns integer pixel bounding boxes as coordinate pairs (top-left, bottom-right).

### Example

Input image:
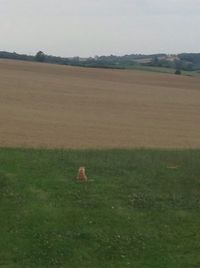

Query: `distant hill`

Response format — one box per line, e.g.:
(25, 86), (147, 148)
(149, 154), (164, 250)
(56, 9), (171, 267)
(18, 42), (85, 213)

(0, 50), (200, 72)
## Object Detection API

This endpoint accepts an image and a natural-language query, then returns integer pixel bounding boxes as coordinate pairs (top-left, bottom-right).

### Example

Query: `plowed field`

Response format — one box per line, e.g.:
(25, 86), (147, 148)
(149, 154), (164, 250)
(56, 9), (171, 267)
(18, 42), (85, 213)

(0, 59), (199, 148)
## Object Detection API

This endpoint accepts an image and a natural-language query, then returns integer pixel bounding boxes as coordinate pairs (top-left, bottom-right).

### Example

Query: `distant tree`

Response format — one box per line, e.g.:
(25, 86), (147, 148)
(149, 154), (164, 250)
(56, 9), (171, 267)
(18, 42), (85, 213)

(175, 69), (181, 75)
(152, 56), (159, 66)
(35, 51), (45, 62)
(174, 59), (182, 75)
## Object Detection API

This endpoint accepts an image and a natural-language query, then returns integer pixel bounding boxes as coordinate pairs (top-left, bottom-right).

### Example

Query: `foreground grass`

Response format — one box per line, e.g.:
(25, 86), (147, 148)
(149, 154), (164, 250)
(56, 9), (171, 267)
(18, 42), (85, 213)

(0, 148), (200, 268)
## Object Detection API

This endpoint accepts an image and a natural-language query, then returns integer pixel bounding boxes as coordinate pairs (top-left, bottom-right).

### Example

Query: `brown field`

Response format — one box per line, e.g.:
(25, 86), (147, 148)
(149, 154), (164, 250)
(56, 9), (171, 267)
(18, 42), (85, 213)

(0, 59), (200, 149)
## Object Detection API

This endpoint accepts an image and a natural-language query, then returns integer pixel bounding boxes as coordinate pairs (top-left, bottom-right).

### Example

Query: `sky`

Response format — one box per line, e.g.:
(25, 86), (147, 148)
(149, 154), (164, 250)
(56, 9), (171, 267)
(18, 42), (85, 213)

(0, 0), (200, 57)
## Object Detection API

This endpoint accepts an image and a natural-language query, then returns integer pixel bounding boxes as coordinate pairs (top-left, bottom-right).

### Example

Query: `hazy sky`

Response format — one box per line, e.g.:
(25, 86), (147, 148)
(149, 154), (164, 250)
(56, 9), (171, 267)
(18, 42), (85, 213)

(1, 0), (200, 57)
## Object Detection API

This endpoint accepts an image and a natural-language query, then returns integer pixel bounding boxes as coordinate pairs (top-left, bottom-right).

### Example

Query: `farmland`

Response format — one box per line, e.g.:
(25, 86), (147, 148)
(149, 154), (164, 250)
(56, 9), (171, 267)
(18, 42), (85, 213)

(0, 59), (200, 268)
(0, 59), (200, 149)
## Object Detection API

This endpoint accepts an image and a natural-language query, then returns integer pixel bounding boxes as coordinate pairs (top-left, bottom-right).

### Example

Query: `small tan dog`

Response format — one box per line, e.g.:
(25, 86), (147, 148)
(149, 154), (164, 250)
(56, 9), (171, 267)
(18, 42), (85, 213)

(77, 167), (87, 182)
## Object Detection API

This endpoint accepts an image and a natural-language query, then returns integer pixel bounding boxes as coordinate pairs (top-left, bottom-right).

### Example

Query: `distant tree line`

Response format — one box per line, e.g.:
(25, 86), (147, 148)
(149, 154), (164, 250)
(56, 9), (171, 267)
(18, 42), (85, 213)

(0, 51), (34, 61)
(146, 53), (200, 71)
(0, 50), (200, 72)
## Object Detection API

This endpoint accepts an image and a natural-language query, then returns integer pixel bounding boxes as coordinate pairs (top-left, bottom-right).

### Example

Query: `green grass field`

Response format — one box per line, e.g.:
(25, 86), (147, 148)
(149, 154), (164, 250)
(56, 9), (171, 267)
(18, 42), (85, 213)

(0, 148), (200, 268)
(127, 65), (200, 77)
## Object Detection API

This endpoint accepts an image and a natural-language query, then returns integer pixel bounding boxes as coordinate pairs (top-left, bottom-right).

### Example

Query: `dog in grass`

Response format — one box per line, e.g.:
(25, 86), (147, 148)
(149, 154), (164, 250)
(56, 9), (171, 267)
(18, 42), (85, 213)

(77, 167), (87, 182)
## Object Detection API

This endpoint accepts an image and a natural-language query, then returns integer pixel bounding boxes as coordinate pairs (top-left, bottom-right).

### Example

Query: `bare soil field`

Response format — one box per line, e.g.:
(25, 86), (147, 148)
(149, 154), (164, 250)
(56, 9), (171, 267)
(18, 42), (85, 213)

(0, 59), (199, 149)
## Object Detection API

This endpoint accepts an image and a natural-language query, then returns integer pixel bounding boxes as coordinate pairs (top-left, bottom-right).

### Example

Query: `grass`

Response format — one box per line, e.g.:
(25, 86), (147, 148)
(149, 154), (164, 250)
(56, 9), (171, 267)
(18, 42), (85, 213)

(127, 65), (200, 77)
(0, 148), (200, 268)
(79, 63), (200, 77)
(108, 62), (200, 77)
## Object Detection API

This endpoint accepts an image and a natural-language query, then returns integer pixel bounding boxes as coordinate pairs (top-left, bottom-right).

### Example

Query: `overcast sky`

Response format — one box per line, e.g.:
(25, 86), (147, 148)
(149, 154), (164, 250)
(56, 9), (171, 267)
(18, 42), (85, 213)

(0, 0), (200, 57)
